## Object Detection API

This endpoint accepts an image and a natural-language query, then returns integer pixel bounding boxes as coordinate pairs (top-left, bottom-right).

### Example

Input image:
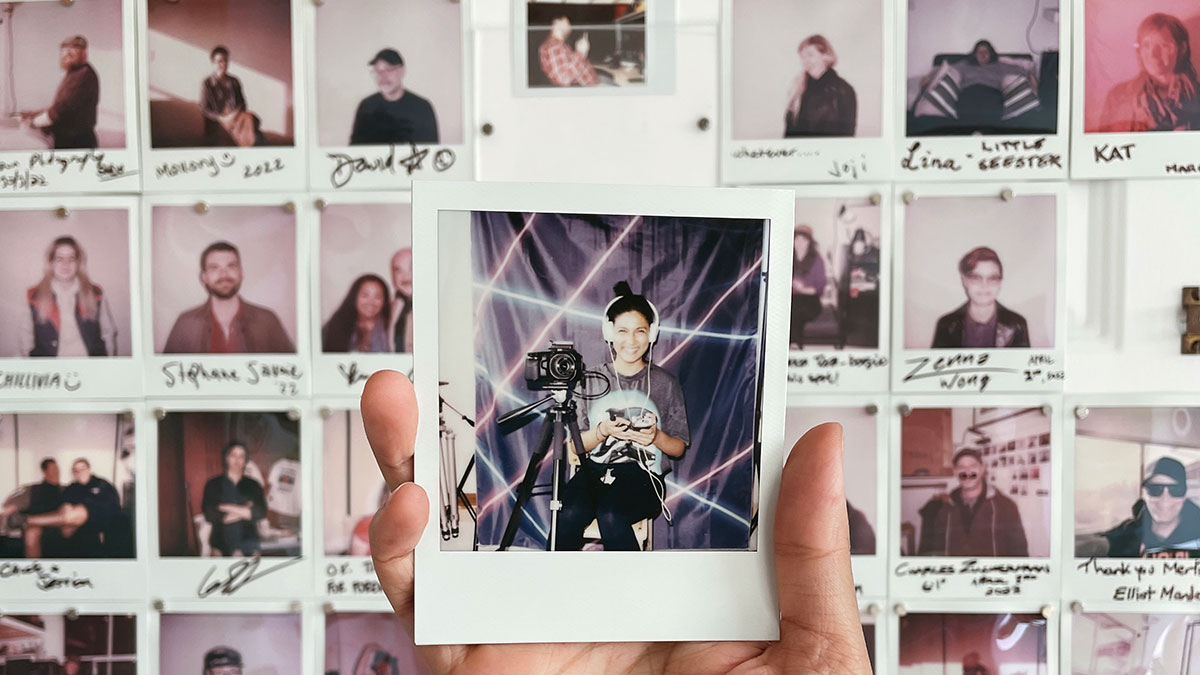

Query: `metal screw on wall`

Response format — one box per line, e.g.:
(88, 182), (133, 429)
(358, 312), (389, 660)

(481, 123), (494, 136)
(696, 117), (711, 131)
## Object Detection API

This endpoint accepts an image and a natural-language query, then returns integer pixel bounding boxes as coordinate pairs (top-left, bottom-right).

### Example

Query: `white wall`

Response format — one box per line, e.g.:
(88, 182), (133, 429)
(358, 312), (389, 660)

(903, 195), (1058, 349)
(730, 0), (884, 139)
(159, 613), (301, 675)
(314, 0), (463, 146)
(0, 208), (132, 357)
(0, 0), (126, 146)
(150, 205), (297, 353)
(437, 210), (477, 511)
(317, 203), (412, 334)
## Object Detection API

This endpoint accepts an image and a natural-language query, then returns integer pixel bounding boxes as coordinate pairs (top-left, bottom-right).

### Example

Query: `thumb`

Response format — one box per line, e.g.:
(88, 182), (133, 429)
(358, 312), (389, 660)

(369, 481), (429, 635)
(770, 422), (870, 672)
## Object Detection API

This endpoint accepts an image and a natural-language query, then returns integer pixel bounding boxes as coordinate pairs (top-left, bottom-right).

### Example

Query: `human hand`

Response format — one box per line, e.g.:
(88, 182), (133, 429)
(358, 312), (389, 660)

(576, 32), (590, 58)
(598, 416), (631, 441)
(361, 370), (870, 674)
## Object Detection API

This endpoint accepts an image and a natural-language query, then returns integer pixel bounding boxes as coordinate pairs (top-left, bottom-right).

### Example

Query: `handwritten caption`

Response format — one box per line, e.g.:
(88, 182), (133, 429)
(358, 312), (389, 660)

(1077, 557), (1200, 602)
(154, 152), (286, 182)
(730, 146), (873, 180)
(900, 138), (1062, 175)
(787, 353), (888, 386)
(896, 559), (1050, 597)
(902, 353), (1061, 392)
(337, 361), (371, 387)
(0, 370), (82, 392)
(325, 560), (382, 595)
(0, 150), (133, 191)
(327, 143), (456, 188)
(162, 360), (303, 396)
(0, 561), (94, 591)
(197, 555), (303, 598)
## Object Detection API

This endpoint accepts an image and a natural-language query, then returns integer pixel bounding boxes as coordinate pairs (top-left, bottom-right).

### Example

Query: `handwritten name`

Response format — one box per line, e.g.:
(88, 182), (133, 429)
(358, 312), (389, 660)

(0, 370), (82, 391)
(162, 360), (303, 394)
(828, 154), (868, 179)
(155, 153), (236, 179)
(902, 353), (1019, 392)
(28, 150), (131, 181)
(731, 146), (807, 160)
(900, 141), (961, 172)
(338, 361), (370, 386)
(325, 559), (381, 595)
(1094, 143), (1134, 163)
(896, 559), (1049, 595)
(328, 143), (457, 188)
(0, 561), (94, 591)
(197, 555), (303, 598)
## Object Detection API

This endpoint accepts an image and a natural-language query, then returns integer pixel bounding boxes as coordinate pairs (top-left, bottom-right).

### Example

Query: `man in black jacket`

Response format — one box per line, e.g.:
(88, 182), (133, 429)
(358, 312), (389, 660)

(932, 246), (1030, 349)
(24, 35), (99, 148)
(1105, 457), (1200, 558)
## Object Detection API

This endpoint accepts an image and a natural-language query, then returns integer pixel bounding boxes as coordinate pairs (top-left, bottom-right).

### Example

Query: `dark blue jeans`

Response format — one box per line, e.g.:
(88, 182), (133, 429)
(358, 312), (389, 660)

(554, 462), (662, 551)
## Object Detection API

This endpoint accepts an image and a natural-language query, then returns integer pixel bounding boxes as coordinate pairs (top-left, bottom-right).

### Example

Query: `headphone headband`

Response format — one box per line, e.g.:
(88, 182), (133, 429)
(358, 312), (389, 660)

(602, 292), (659, 343)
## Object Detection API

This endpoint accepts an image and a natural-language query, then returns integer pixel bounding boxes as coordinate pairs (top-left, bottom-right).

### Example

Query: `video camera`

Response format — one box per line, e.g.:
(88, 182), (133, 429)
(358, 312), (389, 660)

(524, 340), (585, 391)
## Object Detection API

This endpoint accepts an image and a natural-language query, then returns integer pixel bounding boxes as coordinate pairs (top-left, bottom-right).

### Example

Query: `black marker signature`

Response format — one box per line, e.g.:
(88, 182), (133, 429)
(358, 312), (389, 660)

(328, 143), (457, 188)
(197, 555), (302, 598)
(338, 361), (370, 386)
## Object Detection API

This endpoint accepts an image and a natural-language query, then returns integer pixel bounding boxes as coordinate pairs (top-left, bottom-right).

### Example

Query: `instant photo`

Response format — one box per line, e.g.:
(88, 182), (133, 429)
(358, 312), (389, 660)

(158, 612), (301, 674)
(324, 612), (424, 675)
(898, 0), (1069, 180)
(0, 0), (139, 192)
(861, 612), (879, 674)
(0, 199), (141, 400)
(415, 182), (791, 644)
(1068, 403), (1200, 604)
(312, 198), (413, 395)
(721, 0), (893, 184)
(0, 407), (141, 601)
(893, 185), (1065, 394)
(319, 407), (390, 598)
(143, 197), (308, 398)
(1072, 0), (1200, 179)
(1068, 611), (1200, 674)
(897, 612), (1050, 675)
(140, 0), (306, 191)
(785, 400), (886, 597)
(0, 613), (137, 674)
(893, 402), (1059, 600)
(309, 0), (471, 190)
(788, 189), (890, 391)
(151, 406), (308, 601)
(514, 0), (675, 96)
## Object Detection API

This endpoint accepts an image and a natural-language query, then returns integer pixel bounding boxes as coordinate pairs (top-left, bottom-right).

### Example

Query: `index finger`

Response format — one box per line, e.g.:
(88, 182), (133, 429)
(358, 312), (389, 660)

(360, 370), (419, 491)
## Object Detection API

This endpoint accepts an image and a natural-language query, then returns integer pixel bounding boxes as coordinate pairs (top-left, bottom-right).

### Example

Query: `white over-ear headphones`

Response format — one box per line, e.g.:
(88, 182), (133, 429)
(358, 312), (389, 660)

(602, 293), (660, 344)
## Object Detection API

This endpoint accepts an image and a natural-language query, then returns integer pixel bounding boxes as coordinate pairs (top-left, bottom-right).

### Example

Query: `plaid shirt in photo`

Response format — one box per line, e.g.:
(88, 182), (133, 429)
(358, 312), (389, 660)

(538, 36), (599, 87)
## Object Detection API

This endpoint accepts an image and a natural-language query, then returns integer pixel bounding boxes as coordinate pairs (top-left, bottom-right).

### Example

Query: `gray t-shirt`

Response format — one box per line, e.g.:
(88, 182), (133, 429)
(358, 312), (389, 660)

(577, 362), (691, 474)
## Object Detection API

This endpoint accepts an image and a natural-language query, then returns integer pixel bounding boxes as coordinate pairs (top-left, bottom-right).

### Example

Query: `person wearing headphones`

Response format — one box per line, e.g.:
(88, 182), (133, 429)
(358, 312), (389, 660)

(555, 281), (691, 551)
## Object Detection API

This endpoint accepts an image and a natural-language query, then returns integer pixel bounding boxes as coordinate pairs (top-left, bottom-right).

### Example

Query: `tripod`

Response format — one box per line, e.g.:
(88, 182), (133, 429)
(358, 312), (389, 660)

(438, 392), (478, 550)
(497, 388), (588, 551)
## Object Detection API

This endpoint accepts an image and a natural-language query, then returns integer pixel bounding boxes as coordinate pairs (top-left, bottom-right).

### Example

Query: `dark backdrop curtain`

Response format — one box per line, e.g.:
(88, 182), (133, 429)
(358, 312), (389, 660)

(471, 211), (765, 550)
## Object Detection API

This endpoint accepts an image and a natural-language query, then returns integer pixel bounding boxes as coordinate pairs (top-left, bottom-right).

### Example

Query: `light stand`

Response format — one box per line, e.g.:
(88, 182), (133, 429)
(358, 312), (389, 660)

(438, 390), (478, 550)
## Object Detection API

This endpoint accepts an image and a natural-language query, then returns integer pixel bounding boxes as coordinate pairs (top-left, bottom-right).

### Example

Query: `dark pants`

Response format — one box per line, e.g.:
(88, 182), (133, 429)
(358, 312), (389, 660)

(53, 128), (97, 149)
(790, 294), (822, 347)
(554, 463), (661, 551)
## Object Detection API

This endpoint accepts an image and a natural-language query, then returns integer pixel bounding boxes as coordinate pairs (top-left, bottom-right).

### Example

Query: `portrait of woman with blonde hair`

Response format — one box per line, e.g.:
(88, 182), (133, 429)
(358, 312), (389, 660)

(784, 34), (857, 137)
(21, 235), (118, 357)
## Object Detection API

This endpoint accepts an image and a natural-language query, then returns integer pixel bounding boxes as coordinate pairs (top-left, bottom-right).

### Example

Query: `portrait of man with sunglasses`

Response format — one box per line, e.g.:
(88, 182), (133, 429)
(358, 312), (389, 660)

(915, 448), (1029, 557)
(930, 246), (1031, 349)
(1103, 457), (1200, 558)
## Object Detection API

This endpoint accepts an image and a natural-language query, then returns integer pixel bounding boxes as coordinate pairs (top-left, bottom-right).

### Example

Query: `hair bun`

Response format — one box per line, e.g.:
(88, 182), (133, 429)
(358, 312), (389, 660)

(612, 281), (634, 297)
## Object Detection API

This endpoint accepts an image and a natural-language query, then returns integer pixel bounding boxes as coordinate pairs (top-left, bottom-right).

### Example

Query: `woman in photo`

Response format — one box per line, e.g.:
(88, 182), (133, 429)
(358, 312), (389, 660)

(931, 246), (1030, 349)
(1103, 457), (1200, 558)
(22, 235), (118, 357)
(790, 225), (826, 350)
(201, 441), (267, 557)
(322, 274), (392, 353)
(784, 34), (857, 137)
(1099, 13), (1200, 132)
(555, 281), (691, 551)
(201, 46), (263, 147)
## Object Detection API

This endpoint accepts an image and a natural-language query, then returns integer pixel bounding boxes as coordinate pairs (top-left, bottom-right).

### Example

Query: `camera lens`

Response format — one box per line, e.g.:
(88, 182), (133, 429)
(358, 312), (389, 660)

(547, 352), (578, 380)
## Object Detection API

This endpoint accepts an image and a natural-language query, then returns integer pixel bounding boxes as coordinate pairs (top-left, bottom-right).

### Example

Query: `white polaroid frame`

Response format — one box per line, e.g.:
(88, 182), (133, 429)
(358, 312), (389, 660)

(860, 603), (889, 675)
(0, 0), (140, 193)
(140, 193), (310, 399)
(889, 396), (1062, 601)
(889, 603), (1060, 675)
(0, 401), (146, 602)
(894, 0), (1071, 181)
(303, 0), (474, 191)
(144, 399), (313, 602)
(891, 182), (1067, 394)
(510, 0), (677, 97)
(718, 0), (895, 185)
(1063, 394), (1200, 605)
(411, 180), (792, 644)
(308, 193), (413, 396)
(0, 603), (146, 672)
(0, 196), (143, 400)
(787, 184), (891, 392)
(148, 604), (312, 675)
(313, 604), (415, 675)
(1059, 605), (1200, 673)
(786, 393), (890, 600)
(312, 401), (390, 604)
(136, 0), (308, 192)
(1070, 4), (1200, 180)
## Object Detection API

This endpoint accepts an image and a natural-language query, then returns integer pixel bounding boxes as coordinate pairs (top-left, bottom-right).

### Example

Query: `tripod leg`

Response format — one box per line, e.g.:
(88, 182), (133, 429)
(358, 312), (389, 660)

(547, 415), (566, 552)
(498, 417), (555, 551)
